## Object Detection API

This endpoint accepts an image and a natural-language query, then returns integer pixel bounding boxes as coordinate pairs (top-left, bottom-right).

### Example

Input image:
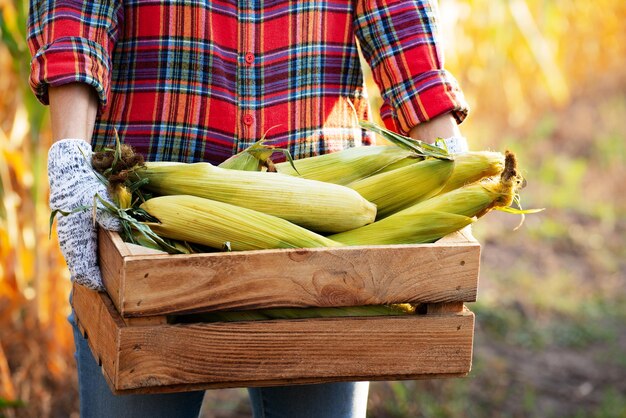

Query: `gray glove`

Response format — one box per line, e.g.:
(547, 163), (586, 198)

(439, 136), (469, 154)
(48, 139), (121, 291)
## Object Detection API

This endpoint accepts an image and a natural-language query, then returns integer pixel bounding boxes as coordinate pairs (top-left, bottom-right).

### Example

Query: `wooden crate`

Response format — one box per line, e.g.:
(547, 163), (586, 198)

(72, 228), (480, 394)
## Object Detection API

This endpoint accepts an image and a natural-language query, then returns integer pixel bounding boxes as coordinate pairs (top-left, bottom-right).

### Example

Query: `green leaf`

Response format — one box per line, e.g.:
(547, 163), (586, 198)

(269, 146), (300, 174)
(93, 194), (185, 254)
(48, 205), (92, 238)
(495, 206), (545, 215)
(359, 120), (454, 160)
(113, 129), (123, 169)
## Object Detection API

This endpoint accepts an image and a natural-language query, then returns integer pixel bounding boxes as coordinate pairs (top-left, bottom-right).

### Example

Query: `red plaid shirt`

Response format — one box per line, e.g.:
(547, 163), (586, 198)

(28, 0), (468, 164)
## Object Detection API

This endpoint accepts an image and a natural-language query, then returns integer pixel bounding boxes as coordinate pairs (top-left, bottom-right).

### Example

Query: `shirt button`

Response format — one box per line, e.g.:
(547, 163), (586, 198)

(244, 52), (255, 64)
(243, 113), (254, 126)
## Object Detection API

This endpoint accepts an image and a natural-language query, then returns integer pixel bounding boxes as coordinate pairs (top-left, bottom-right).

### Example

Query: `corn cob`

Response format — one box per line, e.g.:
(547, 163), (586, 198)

(348, 158), (455, 219)
(406, 152), (523, 218)
(332, 152), (523, 245)
(139, 195), (340, 251)
(218, 140), (277, 171)
(330, 211), (475, 245)
(136, 162), (376, 233)
(437, 151), (505, 194)
(369, 154), (423, 174)
(112, 184), (133, 209)
(274, 145), (415, 185)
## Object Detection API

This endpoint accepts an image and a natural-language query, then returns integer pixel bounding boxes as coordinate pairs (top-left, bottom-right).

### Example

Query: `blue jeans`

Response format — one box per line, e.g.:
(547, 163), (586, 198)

(70, 311), (369, 417)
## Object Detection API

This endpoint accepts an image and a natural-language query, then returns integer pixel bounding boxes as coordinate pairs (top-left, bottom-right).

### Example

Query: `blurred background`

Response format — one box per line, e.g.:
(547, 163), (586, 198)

(1, 0), (625, 416)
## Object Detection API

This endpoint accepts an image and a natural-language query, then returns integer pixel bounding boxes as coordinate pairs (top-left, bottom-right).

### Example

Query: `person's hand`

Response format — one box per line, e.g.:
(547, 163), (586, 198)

(48, 139), (121, 291)
(408, 113), (468, 153)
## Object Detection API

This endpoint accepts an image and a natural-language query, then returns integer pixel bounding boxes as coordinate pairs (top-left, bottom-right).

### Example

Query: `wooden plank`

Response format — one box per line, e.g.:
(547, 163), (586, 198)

(71, 284), (123, 389)
(437, 226), (477, 244)
(123, 316), (168, 327)
(99, 229), (127, 312)
(112, 372), (471, 395)
(96, 228), (479, 317)
(115, 312), (474, 392)
(426, 302), (465, 314)
(125, 242), (168, 256)
(75, 281), (475, 394)
(121, 244), (479, 316)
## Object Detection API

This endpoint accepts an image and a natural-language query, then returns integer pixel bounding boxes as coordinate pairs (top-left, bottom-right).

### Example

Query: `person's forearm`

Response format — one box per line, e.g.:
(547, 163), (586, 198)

(49, 83), (99, 143)
(408, 113), (461, 144)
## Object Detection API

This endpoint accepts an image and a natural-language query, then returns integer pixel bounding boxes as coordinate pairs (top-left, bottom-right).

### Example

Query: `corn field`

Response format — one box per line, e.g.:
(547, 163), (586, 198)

(1, 0), (626, 417)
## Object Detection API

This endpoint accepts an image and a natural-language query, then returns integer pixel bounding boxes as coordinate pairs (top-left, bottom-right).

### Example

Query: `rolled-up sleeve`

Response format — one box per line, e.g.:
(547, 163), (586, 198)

(354, 0), (469, 134)
(27, 0), (124, 108)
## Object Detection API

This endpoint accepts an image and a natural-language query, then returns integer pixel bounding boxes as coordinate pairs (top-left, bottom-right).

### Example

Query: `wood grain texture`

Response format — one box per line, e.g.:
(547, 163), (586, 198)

(99, 228), (127, 312)
(123, 316), (168, 327)
(426, 302), (465, 314)
(98, 230), (480, 317)
(116, 313), (474, 392)
(111, 372), (471, 395)
(71, 284), (123, 389)
(73, 281), (475, 394)
(437, 226), (477, 244)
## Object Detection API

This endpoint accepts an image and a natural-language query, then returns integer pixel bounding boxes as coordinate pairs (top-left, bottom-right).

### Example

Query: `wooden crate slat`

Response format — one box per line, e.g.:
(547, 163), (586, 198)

(437, 228), (476, 244)
(117, 314), (474, 391)
(426, 302), (465, 314)
(98, 230), (480, 317)
(72, 284), (123, 389)
(73, 284), (475, 394)
(99, 229), (127, 313)
(111, 372), (471, 395)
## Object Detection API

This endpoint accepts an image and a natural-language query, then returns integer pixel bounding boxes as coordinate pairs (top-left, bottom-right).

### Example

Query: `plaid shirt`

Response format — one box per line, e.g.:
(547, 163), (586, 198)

(28, 0), (468, 164)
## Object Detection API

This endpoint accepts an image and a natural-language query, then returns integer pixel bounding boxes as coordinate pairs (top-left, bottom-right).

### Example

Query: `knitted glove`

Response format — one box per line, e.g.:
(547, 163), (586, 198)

(48, 139), (121, 291)
(440, 136), (469, 154)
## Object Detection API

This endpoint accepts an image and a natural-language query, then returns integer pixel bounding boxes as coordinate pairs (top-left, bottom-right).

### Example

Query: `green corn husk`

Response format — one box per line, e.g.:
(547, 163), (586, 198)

(139, 195), (341, 251)
(410, 181), (511, 219)
(136, 162), (376, 233)
(218, 140), (278, 171)
(128, 229), (194, 254)
(369, 154), (423, 174)
(359, 120), (453, 160)
(348, 158), (455, 219)
(141, 161), (184, 168)
(173, 304), (416, 323)
(274, 145), (416, 185)
(332, 152), (524, 246)
(437, 151), (505, 194)
(405, 152), (523, 219)
(329, 211), (475, 245)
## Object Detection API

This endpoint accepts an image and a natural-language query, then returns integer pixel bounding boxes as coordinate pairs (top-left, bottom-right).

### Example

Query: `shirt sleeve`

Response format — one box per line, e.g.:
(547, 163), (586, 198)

(354, 0), (469, 134)
(27, 0), (124, 109)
